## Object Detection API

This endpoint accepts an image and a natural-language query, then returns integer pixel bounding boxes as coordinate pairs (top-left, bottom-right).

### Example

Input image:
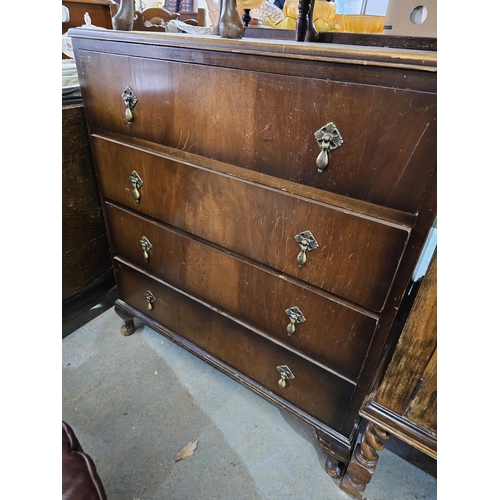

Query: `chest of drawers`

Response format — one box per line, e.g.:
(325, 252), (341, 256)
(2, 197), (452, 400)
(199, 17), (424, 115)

(70, 29), (437, 478)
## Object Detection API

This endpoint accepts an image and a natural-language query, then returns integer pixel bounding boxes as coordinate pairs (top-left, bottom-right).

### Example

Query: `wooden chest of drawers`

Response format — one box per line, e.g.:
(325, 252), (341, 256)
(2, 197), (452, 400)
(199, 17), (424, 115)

(70, 29), (437, 477)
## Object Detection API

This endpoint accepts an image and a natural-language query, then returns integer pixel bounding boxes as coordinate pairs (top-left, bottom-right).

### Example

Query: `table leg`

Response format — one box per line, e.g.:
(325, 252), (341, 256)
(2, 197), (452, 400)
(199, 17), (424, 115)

(340, 422), (390, 499)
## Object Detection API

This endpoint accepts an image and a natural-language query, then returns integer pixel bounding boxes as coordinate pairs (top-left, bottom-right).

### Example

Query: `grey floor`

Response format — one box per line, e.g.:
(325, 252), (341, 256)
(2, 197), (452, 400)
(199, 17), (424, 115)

(62, 304), (437, 500)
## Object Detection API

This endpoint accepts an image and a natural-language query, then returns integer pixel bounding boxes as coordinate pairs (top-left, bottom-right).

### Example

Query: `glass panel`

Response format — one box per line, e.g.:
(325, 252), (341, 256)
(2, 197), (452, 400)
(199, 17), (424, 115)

(336, 0), (389, 16)
(336, 0), (364, 15)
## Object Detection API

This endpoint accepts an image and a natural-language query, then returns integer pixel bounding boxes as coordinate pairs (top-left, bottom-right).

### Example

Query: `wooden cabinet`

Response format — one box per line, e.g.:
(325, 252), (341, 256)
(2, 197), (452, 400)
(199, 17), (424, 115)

(340, 251), (437, 498)
(70, 29), (437, 477)
(62, 0), (114, 33)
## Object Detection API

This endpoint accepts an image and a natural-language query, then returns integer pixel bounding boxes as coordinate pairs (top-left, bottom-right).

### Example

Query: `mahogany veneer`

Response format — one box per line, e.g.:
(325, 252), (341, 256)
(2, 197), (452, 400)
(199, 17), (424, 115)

(70, 29), (437, 486)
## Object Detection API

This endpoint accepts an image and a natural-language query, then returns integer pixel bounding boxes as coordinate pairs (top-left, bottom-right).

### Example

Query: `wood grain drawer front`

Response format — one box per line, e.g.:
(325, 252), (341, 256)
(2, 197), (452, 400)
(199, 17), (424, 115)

(80, 51), (436, 213)
(114, 260), (356, 432)
(106, 203), (378, 380)
(93, 137), (409, 312)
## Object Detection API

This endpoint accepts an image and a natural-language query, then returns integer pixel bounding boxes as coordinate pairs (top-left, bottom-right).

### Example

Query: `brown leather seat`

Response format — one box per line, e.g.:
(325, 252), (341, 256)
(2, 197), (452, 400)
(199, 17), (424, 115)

(62, 421), (107, 500)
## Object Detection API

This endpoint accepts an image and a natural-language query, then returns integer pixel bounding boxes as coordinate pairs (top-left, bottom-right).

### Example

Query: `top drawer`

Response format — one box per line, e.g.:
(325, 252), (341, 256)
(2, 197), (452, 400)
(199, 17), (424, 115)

(78, 51), (436, 214)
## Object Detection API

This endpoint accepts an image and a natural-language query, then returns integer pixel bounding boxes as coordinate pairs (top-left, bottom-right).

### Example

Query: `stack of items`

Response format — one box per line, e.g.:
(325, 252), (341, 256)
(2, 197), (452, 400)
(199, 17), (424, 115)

(62, 59), (79, 95)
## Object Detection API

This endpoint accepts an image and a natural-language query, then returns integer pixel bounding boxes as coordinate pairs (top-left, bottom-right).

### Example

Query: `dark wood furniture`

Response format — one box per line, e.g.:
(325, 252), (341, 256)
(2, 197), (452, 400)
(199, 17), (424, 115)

(178, 8), (207, 26)
(62, 0), (114, 59)
(62, 101), (114, 320)
(132, 7), (180, 32)
(62, 0), (114, 33)
(161, 0), (207, 26)
(341, 251), (437, 498)
(132, 7), (206, 31)
(69, 29), (437, 485)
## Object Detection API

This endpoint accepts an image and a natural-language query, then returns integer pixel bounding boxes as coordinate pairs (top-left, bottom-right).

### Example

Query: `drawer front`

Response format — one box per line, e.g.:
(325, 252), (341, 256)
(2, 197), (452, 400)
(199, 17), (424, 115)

(80, 51), (436, 213)
(93, 136), (409, 312)
(114, 260), (356, 432)
(106, 203), (378, 380)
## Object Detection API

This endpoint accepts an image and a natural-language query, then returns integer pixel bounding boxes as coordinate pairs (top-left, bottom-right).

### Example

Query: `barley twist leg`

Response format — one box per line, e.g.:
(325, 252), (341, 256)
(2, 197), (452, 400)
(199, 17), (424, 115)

(339, 422), (390, 499)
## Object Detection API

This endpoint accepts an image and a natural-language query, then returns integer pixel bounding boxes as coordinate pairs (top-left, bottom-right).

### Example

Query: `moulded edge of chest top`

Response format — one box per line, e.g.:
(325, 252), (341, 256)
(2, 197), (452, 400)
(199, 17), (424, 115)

(68, 29), (436, 69)
(68, 29), (437, 92)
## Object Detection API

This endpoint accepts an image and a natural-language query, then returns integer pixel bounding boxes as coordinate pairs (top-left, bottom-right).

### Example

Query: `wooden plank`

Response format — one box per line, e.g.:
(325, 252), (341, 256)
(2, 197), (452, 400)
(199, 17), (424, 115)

(376, 251), (437, 414)
(406, 348), (437, 433)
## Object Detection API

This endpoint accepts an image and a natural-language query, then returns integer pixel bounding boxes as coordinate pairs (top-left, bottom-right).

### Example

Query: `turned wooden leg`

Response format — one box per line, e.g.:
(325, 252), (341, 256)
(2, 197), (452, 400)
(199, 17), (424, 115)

(340, 422), (390, 499)
(114, 305), (136, 336)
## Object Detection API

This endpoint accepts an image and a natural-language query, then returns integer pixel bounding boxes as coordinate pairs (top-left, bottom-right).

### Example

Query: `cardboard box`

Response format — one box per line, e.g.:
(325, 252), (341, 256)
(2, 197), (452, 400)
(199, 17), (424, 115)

(383, 0), (436, 37)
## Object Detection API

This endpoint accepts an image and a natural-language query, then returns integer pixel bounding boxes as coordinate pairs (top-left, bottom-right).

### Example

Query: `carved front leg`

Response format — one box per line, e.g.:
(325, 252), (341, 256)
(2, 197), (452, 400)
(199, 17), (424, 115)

(340, 422), (390, 499)
(114, 305), (136, 336)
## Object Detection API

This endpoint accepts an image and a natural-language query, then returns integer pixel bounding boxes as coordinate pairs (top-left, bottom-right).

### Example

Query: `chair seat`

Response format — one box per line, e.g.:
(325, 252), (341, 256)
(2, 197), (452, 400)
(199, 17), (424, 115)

(62, 421), (107, 500)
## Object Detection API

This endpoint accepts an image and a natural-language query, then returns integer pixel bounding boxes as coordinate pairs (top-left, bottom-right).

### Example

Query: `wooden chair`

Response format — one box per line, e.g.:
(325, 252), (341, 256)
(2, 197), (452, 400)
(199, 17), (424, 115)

(178, 7), (206, 26)
(133, 7), (180, 32)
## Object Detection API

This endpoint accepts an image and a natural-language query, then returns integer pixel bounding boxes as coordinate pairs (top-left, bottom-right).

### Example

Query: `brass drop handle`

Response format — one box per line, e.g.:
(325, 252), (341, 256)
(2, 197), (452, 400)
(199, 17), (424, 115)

(294, 231), (319, 268)
(297, 241), (309, 268)
(144, 290), (156, 311)
(121, 86), (138, 124)
(140, 236), (152, 263)
(129, 171), (143, 203)
(276, 365), (295, 389)
(285, 306), (306, 336)
(314, 122), (343, 173)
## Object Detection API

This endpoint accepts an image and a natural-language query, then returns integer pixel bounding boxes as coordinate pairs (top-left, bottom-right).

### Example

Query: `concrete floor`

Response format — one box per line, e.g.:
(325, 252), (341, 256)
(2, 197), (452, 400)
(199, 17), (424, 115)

(62, 305), (437, 500)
